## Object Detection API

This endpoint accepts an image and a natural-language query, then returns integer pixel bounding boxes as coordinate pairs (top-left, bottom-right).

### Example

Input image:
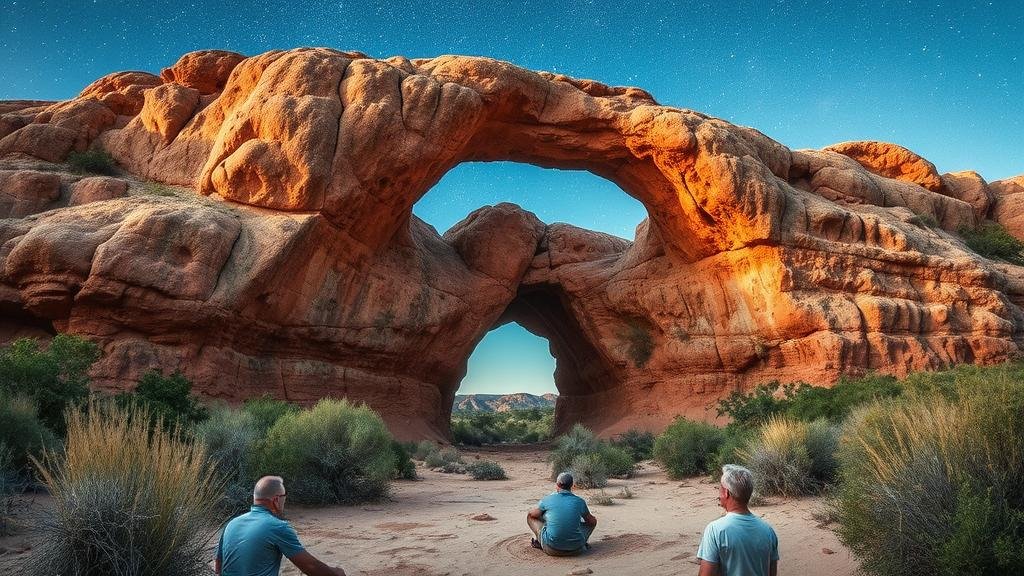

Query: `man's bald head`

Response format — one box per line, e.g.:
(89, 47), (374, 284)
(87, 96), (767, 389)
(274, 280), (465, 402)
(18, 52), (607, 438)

(253, 476), (285, 500)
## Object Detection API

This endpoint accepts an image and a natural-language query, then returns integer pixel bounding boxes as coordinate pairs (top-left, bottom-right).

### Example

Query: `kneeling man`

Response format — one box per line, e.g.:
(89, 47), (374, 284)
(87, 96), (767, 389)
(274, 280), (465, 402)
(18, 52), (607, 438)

(527, 472), (598, 556)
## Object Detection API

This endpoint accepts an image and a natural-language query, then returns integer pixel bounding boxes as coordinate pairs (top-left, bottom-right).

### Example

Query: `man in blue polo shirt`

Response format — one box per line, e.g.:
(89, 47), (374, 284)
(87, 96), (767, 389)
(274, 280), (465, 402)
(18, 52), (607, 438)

(216, 476), (346, 576)
(527, 472), (599, 556)
(697, 465), (779, 576)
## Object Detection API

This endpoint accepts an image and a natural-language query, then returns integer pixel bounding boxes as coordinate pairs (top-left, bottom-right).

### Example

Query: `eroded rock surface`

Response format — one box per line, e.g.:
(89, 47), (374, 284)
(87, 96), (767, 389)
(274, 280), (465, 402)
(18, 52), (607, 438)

(2, 48), (1023, 438)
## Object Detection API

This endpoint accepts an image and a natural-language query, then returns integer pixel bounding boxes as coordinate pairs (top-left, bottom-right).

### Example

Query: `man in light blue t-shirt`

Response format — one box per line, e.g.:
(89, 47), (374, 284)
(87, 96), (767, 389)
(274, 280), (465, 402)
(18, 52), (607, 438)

(216, 476), (346, 576)
(527, 472), (599, 556)
(697, 465), (779, 576)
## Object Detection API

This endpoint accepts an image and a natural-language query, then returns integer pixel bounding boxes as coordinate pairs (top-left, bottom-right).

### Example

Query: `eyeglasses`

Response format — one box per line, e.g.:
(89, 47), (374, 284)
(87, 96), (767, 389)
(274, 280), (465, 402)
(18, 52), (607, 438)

(274, 492), (287, 499)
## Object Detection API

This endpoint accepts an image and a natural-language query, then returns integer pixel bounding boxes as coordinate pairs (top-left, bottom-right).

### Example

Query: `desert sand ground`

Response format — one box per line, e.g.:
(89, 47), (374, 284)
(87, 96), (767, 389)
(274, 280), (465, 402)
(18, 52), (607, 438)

(0, 446), (860, 576)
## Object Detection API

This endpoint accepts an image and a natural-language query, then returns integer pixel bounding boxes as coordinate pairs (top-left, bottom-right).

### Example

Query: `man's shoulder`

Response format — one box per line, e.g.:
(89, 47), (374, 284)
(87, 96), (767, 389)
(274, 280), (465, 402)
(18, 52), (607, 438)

(711, 513), (776, 535)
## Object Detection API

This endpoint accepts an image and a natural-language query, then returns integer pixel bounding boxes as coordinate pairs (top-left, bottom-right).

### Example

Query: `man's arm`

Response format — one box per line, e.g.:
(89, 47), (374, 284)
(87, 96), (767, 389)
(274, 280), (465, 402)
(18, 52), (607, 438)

(697, 559), (720, 576)
(770, 560), (778, 576)
(527, 507), (544, 520)
(582, 511), (597, 527)
(289, 550), (346, 576)
(214, 557), (221, 575)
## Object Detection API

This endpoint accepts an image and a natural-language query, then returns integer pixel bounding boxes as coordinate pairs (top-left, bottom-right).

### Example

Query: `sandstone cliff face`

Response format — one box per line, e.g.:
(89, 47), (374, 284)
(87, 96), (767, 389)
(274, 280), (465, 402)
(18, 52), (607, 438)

(1, 48), (1022, 438)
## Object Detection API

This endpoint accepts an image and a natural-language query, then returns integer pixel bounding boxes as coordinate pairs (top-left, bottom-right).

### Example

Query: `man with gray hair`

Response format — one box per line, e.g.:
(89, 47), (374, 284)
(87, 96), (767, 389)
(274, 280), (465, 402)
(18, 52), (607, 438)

(697, 464), (779, 576)
(526, 472), (598, 556)
(215, 476), (346, 576)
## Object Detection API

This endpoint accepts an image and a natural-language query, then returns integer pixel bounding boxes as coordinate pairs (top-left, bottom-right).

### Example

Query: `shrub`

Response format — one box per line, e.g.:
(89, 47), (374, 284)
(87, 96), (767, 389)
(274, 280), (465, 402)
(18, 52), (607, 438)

(438, 461), (466, 474)
(804, 418), (840, 485)
(466, 460), (507, 480)
(0, 334), (99, 435)
(589, 490), (614, 506)
(0, 393), (56, 471)
(611, 428), (655, 461)
(117, 370), (208, 433)
(195, 406), (261, 513)
(549, 424), (602, 480)
(653, 417), (725, 478)
(254, 398), (395, 505)
(717, 375), (903, 428)
(617, 486), (634, 499)
(959, 221), (1024, 265)
(831, 377), (1024, 575)
(425, 447), (463, 469)
(66, 149), (117, 175)
(739, 416), (815, 497)
(391, 440), (417, 480)
(599, 444), (636, 478)
(411, 440), (439, 461)
(570, 453), (608, 488)
(31, 400), (223, 576)
(620, 320), (654, 367)
(242, 395), (299, 432)
(713, 427), (754, 473)
(1, 443), (23, 536)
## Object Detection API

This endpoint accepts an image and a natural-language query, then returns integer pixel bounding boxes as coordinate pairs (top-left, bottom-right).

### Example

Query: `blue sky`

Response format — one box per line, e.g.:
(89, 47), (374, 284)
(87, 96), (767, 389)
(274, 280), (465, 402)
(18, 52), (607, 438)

(3, 1), (1022, 395)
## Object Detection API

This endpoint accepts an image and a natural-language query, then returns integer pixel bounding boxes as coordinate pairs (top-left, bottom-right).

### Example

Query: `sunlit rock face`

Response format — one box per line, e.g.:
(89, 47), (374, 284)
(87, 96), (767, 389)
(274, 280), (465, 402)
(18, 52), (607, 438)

(2, 48), (1023, 439)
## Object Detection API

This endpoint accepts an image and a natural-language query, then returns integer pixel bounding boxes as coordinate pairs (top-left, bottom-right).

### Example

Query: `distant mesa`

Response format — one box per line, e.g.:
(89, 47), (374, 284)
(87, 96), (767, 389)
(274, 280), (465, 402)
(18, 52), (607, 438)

(2, 48), (1023, 440)
(453, 393), (557, 413)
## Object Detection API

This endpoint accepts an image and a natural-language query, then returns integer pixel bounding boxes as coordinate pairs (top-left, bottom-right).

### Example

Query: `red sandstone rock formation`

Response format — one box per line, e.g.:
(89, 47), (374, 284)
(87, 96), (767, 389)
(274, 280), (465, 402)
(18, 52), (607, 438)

(1, 48), (1023, 439)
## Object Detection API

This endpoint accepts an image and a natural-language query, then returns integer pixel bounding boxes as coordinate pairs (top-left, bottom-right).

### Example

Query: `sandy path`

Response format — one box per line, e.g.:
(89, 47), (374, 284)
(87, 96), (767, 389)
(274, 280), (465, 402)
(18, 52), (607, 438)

(280, 447), (859, 576)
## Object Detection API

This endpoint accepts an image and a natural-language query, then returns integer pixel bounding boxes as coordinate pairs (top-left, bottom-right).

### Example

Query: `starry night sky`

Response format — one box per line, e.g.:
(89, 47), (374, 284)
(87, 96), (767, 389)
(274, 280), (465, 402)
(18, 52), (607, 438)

(3, 1), (1022, 395)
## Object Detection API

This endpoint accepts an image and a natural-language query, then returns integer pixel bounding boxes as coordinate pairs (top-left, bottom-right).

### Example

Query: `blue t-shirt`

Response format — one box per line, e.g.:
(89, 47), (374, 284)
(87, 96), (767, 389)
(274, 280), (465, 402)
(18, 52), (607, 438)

(217, 505), (306, 576)
(538, 490), (591, 551)
(697, 512), (779, 576)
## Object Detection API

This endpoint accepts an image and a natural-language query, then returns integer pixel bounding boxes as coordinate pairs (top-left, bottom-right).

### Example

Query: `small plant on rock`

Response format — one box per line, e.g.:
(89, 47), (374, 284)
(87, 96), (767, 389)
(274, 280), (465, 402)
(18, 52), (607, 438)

(67, 149), (117, 175)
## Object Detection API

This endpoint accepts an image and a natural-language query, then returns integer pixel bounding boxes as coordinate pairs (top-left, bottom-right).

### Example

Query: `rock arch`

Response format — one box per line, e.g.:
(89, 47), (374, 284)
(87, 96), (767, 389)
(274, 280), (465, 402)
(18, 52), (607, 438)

(2, 48), (1023, 439)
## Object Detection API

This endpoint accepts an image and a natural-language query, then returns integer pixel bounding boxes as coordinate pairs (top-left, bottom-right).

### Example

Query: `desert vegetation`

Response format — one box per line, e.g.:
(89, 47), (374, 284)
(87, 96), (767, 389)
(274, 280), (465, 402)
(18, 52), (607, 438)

(450, 407), (554, 445)
(65, 149), (118, 175)
(549, 424), (636, 488)
(959, 221), (1024, 265)
(647, 363), (1024, 575)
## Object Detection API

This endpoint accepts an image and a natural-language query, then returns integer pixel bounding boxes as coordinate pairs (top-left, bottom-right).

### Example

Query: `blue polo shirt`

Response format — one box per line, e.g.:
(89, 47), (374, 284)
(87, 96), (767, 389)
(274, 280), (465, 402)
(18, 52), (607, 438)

(697, 512), (779, 576)
(216, 505), (305, 576)
(538, 489), (591, 551)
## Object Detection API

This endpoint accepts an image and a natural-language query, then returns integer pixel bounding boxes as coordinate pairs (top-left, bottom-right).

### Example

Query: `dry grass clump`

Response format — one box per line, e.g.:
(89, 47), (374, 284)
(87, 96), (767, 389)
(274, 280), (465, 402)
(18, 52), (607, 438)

(738, 416), (839, 498)
(31, 401), (223, 576)
(832, 375), (1024, 575)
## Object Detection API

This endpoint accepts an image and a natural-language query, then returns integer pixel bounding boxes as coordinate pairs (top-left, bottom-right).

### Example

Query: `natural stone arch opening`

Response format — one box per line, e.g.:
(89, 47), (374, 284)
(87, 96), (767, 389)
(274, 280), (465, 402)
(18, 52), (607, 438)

(450, 282), (619, 437)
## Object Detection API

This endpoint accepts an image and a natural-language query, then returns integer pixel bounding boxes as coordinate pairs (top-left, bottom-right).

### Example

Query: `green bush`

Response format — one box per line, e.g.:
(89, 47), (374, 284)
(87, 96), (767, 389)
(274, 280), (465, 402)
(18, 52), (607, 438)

(391, 440), (417, 480)
(31, 400), (223, 576)
(0, 393), (56, 471)
(451, 407), (554, 445)
(242, 395), (299, 432)
(831, 376), (1024, 576)
(959, 221), (1024, 265)
(254, 398), (395, 505)
(549, 424), (601, 478)
(0, 335), (99, 435)
(598, 444), (636, 478)
(195, 406), (260, 513)
(620, 320), (654, 368)
(804, 418), (840, 485)
(466, 460), (507, 480)
(713, 427), (754, 473)
(117, 370), (208, 432)
(570, 453), (608, 489)
(66, 149), (118, 175)
(653, 417), (725, 478)
(716, 375), (902, 428)
(425, 447), (463, 469)
(611, 428), (655, 461)
(411, 440), (439, 461)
